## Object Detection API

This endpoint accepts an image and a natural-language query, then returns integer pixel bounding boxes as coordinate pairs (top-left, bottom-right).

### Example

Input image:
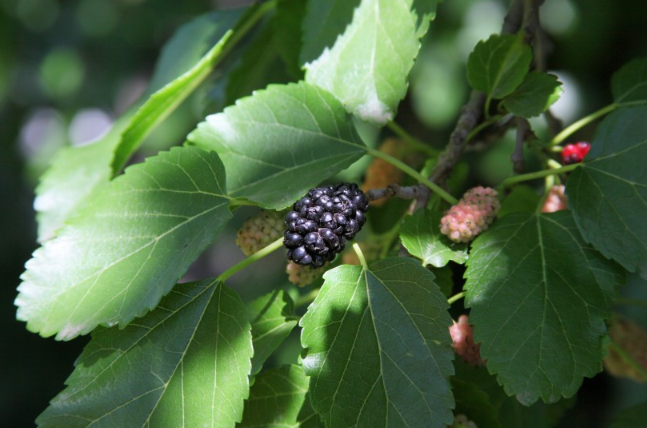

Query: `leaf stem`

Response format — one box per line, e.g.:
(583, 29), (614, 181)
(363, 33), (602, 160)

(112, 1), (276, 172)
(295, 288), (320, 308)
(616, 297), (647, 309)
(387, 122), (439, 156)
(218, 237), (284, 282)
(367, 148), (459, 205)
(447, 291), (465, 305)
(229, 198), (258, 208)
(465, 114), (505, 143)
(484, 95), (493, 120)
(353, 243), (368, 271)
(609, 341), (647, 382)
(549, 103), (618, 146)
(501, 163), (579, 188)
(546, 158), (563, 170)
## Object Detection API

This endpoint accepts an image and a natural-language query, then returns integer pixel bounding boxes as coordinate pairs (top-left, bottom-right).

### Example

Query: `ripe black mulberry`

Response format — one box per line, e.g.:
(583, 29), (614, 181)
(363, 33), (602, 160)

(284, 183), (369, 267)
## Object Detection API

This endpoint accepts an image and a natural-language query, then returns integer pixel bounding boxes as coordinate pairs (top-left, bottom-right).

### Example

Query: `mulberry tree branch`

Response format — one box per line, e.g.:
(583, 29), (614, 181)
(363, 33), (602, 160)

(410, 0), (527, 212)
(512, 117), (531, 173)
(366, 184), (419, 202)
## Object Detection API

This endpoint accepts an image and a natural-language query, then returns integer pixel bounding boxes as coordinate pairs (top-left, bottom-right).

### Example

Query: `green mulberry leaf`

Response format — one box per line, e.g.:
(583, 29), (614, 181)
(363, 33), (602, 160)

(224, 21), (293, 108)
(274, 0), (307, 78)
(451, 379), (503, 428)
(400, 210), (469, 268)
(34, 9), (247, 241)
(111, 8), (251, 173)
(16, 147), (231, 340)
(464, 211), (622, 405)
(300, 258), (455, 428)
(498, 185), (541, 217)
(188, 81), (366, 209)
(503, 72), (562, 118)
(467, 34), (532, 99)
(304, 0), (442, 124)
(612, 57), (647, 105)
(36, 280), (252, 428)
(247, 290), (298, 376)
(238, 365), (323, 428)
(299, 0), (361, 65)
(453, 361), (575, 428)
(566, 107), (647, 279)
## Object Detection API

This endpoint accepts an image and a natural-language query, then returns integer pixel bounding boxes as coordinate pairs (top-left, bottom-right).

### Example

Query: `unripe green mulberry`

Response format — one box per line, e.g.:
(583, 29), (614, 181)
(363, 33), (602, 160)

(236, 210), (284, 256)
(285, 261), (327, 287)
(440, 187), (500, 243)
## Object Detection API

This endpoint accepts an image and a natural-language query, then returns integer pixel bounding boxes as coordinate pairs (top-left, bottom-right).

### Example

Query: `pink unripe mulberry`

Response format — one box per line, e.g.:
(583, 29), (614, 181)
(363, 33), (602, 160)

(449, 315), (485, 367)
(440, 187), (500, 243)
(541, 185), (567, 213)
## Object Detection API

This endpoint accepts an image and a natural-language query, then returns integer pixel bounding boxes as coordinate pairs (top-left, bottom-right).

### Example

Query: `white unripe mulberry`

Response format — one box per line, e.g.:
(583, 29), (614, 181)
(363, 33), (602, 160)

(450, 414), (478, 428)
(285, 261), (327, 287)
(236, 210), (284, 256)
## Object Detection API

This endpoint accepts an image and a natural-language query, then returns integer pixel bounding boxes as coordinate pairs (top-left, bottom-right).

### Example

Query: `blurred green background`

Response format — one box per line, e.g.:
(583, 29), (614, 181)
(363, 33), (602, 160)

(1, 0), (646, 426)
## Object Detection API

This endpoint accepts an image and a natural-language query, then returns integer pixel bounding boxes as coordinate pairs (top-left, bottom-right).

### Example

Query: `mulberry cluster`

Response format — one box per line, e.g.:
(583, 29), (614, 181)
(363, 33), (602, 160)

(562, 141), (590, 165)
(440, 187), (500, 243)
(236, 210), (284, 256)
(449, 315), (485, 367)
(284, 183), (369, 268)
(603, 318), (647, 382)
(541, 185), (568, 213)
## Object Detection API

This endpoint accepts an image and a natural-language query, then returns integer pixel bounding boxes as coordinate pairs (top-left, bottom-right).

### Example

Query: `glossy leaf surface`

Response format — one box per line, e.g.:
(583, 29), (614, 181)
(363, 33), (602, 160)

(247, 290), (298, 376)
(304, 0), (441, 124)
(17, 147), (231, 340)
(189, 81), (366, 209)
(612, 57), (647, 104)
(465, 211), (622, 405)
(566, 107), (647, 278)
(503, 72), (562, 118)
(300, 258), (454, 428)
(239, 365), (323, 428)
(37, 280), (252, 428)
(467, 34), (532, 99)
(400, 210), (469, 268)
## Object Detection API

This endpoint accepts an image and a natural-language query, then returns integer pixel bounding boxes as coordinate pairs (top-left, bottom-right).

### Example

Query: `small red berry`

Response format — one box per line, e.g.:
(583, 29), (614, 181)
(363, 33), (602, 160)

(562, 141), (590, 165)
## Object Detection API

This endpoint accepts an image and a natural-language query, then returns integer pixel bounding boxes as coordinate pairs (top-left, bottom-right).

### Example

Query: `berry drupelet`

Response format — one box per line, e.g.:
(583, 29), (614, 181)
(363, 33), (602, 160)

(284, 183), (369, 268)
